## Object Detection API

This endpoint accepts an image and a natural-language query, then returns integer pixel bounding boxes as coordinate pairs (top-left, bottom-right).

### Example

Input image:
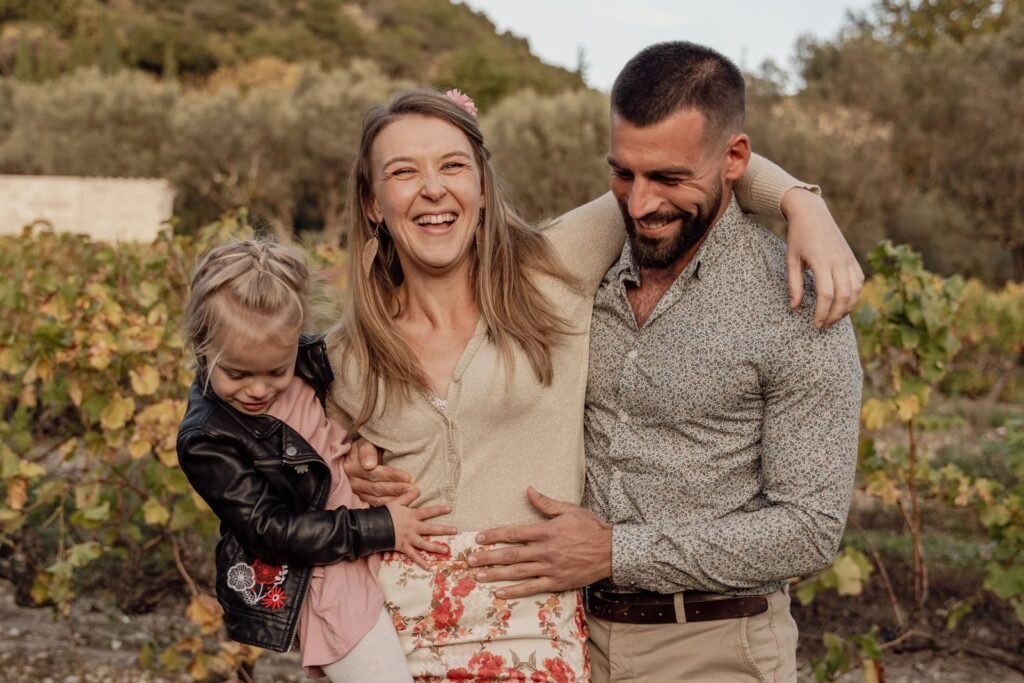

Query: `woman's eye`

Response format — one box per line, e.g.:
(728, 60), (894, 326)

(270, 369), (288, 377)
(443, 162), (465, 171)
(390, 168), (415, 177)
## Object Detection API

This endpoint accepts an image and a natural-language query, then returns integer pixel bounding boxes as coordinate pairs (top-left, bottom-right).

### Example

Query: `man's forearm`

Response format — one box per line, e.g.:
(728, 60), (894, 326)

(612, 502), (848, 594)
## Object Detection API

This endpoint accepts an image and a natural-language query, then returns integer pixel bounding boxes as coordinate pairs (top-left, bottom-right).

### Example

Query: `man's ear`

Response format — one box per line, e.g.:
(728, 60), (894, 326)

(723, 133), (751, 182)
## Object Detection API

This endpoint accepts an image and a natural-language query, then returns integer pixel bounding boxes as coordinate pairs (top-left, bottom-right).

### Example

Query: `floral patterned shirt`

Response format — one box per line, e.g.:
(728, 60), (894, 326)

(583, 197), (863, 596)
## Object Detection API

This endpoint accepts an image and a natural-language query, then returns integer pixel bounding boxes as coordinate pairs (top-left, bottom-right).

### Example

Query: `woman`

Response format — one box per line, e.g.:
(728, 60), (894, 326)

(327, 89), (857, 681)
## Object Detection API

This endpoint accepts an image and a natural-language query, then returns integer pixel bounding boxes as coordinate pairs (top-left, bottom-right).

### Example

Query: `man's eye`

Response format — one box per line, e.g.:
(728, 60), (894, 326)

(612, 169), (633, 180)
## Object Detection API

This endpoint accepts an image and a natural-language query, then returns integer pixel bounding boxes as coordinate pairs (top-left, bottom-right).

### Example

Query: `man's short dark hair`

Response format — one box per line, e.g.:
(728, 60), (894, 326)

(611, 41), (745, 138)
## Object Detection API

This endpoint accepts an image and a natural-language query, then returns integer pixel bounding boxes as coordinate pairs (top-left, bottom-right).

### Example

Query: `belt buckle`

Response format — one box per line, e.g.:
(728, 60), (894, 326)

(672, 592), (687, 624)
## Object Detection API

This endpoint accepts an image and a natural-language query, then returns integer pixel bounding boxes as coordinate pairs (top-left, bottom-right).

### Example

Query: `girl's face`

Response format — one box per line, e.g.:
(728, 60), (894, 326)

(367, 114), (485, 279)
(207, 316), (299, 415)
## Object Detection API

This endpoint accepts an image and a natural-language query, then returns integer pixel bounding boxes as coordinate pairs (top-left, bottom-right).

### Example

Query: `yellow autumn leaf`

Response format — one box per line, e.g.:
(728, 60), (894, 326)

(191, 491), (211, 512)
(975, 478), (995, 504)
(99, 394), (136, 431)
(142, 498), (170, 526)
(22, 359), (39, 383)
(895, 394), (921, 423)
(130, 366), (161, 396)
(832, 553), (865, 596)
(176, 636), (203, 653)
(0, 347), (24, 374)
(186, 593), (223, 635)
(18, 384), (37, 409)
(67, 378), (83, 407)
(7, 477), (28, 511)
(87, 338), (113, 370)
(865, 471), (901, 505)
(863, 659), (884, 683)
(57, 438), (78, 459)
(156, 447), (179, 468)
(128, 433), (151, 459)
(861, 399), (890, 431)
(187, 653), (208, 682)
(18, 460), (46, 480)
(34, 357), (53, 383)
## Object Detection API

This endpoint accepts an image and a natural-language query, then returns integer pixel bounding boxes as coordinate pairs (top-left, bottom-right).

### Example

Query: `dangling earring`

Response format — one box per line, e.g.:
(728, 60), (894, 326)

(362, 222), (381, 277)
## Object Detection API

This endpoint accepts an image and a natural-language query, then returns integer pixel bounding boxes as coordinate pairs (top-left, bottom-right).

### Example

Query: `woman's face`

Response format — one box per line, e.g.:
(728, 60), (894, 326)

(367, 114), (484, 279)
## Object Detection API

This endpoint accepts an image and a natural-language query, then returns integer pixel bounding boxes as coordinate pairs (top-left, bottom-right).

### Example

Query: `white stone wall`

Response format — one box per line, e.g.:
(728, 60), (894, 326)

(0, 175), (176, 242)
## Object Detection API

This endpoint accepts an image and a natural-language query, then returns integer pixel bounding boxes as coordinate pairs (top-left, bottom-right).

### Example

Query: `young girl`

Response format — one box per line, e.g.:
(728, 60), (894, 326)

(176, 240), (454, 682)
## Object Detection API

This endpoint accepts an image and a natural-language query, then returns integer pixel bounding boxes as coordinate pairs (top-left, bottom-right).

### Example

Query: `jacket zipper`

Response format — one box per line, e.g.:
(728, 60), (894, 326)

(283, 457), (331, 652)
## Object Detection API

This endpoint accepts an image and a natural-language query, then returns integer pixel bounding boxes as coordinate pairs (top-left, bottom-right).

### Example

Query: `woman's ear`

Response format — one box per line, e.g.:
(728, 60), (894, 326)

(364, 197), (382, 225)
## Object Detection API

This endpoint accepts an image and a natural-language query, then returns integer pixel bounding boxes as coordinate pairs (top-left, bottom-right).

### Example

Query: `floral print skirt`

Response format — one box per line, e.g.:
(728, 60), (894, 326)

(379, 531), (589, 682)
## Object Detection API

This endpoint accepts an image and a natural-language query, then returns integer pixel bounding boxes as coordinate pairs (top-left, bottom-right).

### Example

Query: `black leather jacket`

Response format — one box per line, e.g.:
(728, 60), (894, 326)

(176, 335), (394, 652)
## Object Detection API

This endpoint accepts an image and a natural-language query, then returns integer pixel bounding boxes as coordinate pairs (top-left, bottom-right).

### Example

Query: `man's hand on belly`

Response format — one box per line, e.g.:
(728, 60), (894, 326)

(468, 486), (612, 599)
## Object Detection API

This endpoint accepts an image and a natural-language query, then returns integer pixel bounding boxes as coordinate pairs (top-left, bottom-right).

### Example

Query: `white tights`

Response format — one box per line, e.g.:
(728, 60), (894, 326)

(319, 608), (412, 683)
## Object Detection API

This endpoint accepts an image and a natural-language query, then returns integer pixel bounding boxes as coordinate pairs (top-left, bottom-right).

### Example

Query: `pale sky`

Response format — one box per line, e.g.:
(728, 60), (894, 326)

(457, 0), (875, 91)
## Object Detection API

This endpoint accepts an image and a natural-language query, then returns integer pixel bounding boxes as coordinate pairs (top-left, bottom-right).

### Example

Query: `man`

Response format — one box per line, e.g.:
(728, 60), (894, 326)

(349, 42), (862, 681)
(463, 42), (863, 681)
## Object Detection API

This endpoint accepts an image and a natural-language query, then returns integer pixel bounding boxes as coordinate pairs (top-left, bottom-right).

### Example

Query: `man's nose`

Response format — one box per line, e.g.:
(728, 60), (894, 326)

(628, 178), (660, 219)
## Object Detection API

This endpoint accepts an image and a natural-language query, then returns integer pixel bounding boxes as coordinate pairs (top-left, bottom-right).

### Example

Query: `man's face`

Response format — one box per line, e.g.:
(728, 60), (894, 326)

(607, 108), (729, 270)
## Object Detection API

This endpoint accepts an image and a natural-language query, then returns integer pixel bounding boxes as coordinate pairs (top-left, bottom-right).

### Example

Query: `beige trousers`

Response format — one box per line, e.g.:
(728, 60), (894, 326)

(588, 588), (798, 683)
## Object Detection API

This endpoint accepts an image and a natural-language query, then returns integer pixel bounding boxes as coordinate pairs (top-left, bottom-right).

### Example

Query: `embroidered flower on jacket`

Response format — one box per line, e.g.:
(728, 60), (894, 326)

(251, 559), (284, 585)
(226, 559), (289, 610)
(226, 563), (256, 592)
(260, 586), (287, 610)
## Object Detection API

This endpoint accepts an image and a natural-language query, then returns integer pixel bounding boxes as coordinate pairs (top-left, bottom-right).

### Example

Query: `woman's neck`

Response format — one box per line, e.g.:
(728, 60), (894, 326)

(395, 262), (479, 329)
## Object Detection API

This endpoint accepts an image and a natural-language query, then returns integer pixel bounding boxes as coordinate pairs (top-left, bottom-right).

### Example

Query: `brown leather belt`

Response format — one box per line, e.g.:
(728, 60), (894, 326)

(584, 584), (768, 625)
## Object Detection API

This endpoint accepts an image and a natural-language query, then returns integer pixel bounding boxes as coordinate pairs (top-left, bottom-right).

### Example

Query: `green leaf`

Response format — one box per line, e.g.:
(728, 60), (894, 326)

(142, 498), (170, 526)
(985, 563), (1024, 600)
(67, 541), (102, 568)
(81, 501), (111, 522)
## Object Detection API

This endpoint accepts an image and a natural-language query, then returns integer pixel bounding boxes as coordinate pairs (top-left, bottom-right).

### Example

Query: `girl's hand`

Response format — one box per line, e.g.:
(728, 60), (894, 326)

(385, 488), (457, 570)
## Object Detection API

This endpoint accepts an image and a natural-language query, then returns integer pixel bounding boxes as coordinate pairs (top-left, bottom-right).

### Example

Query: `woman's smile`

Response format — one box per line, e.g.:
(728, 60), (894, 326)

(369, 114), (484, 276)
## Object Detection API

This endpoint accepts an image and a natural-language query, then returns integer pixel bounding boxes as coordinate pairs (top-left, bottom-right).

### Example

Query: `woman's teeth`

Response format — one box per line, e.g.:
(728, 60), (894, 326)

(415, 213), (457, 225)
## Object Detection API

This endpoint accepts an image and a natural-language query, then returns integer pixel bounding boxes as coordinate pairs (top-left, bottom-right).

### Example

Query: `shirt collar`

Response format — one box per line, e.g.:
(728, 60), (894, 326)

(611, 194), (744, 287)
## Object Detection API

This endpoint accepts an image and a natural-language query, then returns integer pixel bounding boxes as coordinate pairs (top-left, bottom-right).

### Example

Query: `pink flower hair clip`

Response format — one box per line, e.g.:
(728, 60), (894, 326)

(445, 89), (478, 118)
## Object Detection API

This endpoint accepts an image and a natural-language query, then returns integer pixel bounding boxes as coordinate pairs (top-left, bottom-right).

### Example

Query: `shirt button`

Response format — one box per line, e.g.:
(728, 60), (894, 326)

(618, 411), (629, 424)
(627, 350), (638, 360)
(285, 445), (297, 457)
(612, 469), (622, 481)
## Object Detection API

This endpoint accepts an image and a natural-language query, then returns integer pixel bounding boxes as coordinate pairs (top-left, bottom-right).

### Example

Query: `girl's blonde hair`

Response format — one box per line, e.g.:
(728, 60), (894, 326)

(330, 89), (577, 429)
(184, 239), (311, 376)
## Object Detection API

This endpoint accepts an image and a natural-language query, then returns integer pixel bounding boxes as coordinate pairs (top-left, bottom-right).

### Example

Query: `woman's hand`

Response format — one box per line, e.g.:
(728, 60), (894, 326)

(343, 438), (416, 506)
(782, 188), (864, 328)
(385, 488), (456, 570)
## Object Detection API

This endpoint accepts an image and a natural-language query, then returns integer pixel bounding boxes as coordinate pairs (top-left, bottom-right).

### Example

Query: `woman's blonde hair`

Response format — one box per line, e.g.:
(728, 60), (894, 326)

(184, 239), (312, 377)
(332, 89), (576, 429)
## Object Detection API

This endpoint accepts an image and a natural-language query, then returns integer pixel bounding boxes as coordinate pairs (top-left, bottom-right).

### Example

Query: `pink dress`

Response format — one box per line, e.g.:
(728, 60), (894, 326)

(266, 376), (385, 678)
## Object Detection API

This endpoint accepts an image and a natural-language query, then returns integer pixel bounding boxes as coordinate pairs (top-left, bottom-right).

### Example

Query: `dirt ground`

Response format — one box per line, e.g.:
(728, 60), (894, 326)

(1, 581), (1022, 683)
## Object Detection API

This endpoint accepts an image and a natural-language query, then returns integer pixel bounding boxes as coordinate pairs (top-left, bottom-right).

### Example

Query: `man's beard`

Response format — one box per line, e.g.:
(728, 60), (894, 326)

(619, 182), (723, 270)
